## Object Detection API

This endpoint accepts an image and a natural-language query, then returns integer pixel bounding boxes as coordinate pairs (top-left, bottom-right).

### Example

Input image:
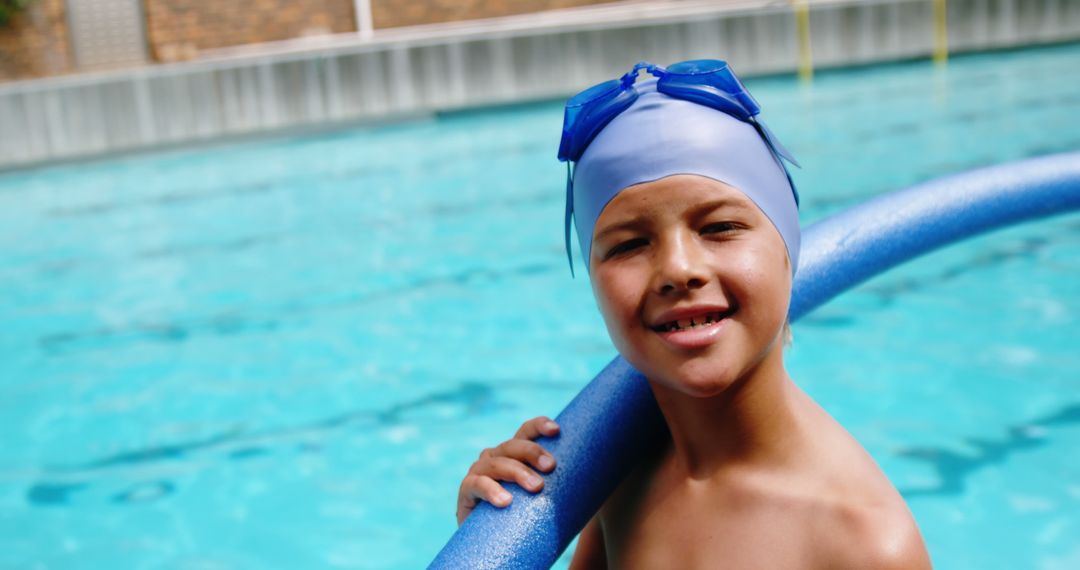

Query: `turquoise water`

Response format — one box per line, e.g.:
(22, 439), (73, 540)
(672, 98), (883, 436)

(1, 42), (1079, 568)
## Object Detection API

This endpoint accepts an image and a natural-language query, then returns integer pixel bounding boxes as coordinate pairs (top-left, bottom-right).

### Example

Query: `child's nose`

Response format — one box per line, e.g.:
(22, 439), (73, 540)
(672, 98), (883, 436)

(655, 232), (710, 295)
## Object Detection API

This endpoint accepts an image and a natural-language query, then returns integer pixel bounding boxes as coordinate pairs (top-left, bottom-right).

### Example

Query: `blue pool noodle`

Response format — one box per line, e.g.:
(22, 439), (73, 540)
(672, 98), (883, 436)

(431, 151), (1080, 569)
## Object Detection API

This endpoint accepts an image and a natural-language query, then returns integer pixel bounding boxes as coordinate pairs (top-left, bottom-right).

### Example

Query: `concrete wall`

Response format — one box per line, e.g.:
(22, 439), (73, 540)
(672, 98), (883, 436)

(0, 0), (73, 81)
(2, 0), (1079, 169)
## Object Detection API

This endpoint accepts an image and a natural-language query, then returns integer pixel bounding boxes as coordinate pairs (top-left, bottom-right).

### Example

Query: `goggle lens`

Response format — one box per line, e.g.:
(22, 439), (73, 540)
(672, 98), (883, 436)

(660, 59), (760, 119)
(559, 78), (638, 162)
(664, 59), (729, 75)
(565, 78), (622, 109)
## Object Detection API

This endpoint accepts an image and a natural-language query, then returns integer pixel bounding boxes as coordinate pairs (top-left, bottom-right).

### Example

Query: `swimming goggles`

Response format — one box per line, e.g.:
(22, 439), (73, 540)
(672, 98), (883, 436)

(557, 60), (800, 275)
(557, 59), (799, 167)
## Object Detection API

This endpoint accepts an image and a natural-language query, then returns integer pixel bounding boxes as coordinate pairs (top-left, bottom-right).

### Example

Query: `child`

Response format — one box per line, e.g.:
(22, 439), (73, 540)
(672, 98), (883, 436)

(456, 60), (932, 568)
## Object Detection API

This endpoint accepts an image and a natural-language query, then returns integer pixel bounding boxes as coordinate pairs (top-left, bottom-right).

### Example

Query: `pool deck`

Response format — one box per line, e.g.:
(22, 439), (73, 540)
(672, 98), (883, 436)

(2, 0), (1079, 170)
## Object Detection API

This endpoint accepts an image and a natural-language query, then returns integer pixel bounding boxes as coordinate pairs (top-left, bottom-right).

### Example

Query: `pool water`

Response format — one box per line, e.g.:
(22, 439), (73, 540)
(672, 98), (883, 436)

(2, 42), (1079, 568)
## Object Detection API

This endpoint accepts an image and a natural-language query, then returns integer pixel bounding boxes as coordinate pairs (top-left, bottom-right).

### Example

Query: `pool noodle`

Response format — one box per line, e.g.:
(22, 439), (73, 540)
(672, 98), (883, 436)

(431, 151), (1080, 569)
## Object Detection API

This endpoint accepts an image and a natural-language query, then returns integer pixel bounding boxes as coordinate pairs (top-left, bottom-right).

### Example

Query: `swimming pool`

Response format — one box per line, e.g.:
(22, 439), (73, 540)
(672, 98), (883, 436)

(1, 41), (1078, 568)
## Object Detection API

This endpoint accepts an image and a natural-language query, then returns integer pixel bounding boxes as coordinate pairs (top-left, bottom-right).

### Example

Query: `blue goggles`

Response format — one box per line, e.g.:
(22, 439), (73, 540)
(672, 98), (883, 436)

(557, 60), (799, 167)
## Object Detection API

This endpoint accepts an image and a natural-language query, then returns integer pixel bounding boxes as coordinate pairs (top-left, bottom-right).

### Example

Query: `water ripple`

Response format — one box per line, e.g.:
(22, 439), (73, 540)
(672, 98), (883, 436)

(37, 261), (558, 353)
(22, 379), (576, 507)
(899, 403), (1080, 497)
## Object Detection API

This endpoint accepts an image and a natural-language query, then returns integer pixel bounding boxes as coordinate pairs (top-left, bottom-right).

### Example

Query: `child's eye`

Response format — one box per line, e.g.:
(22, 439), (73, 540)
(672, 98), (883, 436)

(701, 222), (738, 235)
(605, 238), (648, 259)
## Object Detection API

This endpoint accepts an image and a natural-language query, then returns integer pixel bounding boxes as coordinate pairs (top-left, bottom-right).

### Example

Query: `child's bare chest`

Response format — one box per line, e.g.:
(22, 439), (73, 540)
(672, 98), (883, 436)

(601, 475), (836, 569)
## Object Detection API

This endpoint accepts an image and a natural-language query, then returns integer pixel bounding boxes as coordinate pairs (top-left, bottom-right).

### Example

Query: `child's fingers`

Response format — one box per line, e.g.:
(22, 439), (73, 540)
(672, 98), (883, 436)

(471, 449), (549, 490)
(494, 438), (557, 473)
(471, 474), (513, 506)
(456, 418), (560, 525)
(456, 457), (545, 524)
(457, 475), (512, 525)
(514, 416), (561, 440)
(486, 456), (547, 492)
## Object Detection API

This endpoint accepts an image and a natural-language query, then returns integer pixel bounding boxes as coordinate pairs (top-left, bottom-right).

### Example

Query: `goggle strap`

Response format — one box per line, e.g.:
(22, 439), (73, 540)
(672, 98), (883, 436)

(749, 118), (802, 207)
(783, 163), (801, 208)
(754, 118), (801, 169)
(564, 161), (576, 278)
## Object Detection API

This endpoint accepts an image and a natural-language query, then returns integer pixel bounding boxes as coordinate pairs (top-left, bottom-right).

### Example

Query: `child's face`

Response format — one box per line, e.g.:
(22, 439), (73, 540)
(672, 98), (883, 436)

(588, 174), (792, 397)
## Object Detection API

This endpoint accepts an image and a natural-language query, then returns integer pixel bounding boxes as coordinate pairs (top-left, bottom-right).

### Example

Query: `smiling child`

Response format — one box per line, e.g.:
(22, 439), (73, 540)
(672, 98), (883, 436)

(456, 60), (932, 569)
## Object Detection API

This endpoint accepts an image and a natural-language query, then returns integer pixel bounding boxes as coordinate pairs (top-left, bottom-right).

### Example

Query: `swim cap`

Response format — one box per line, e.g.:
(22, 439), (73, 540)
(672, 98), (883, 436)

(571, 78), (800, 275)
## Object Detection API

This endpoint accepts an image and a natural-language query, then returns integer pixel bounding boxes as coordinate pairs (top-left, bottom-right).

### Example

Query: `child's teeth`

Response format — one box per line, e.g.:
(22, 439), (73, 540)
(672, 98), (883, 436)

(663, 312), (727, 331)
(657, 312), (731, 332)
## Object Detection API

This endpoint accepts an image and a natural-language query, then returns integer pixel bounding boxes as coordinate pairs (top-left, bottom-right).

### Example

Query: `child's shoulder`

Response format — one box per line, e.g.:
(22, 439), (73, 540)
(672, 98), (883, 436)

(810, 484), (931, 569)
(801, 402), (933, 567)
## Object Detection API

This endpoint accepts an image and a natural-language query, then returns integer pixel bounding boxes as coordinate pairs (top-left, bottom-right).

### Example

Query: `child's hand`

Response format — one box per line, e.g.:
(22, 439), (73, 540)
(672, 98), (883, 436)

(455, 416), (560, 525)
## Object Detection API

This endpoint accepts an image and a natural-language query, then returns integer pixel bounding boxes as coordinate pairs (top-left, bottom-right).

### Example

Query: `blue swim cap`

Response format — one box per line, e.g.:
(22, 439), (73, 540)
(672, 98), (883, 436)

(571, 79), (800, 275)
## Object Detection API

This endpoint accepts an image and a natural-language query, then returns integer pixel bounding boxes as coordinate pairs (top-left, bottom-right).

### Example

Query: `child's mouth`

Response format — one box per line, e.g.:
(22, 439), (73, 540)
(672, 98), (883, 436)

(650, 309), (734, 349)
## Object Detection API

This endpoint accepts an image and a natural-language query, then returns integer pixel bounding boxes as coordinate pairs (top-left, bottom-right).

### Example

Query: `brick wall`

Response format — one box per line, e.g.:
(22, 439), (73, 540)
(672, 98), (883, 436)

(371, 0), (619, 29)
(0, 0), (625, 80)
(0, 0), (73, 81)
(142, 0), (358, 62)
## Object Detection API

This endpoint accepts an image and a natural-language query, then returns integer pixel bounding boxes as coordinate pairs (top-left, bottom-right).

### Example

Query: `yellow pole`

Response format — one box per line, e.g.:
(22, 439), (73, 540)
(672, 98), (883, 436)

(933, 0), (948, 65)
(795, 0), (813, 82)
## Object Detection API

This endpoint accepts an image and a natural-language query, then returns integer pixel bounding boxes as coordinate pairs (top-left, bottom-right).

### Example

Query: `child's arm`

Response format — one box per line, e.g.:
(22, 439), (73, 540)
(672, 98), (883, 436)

(568, 515), (607, 570)
(455, 416), (560, 525)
